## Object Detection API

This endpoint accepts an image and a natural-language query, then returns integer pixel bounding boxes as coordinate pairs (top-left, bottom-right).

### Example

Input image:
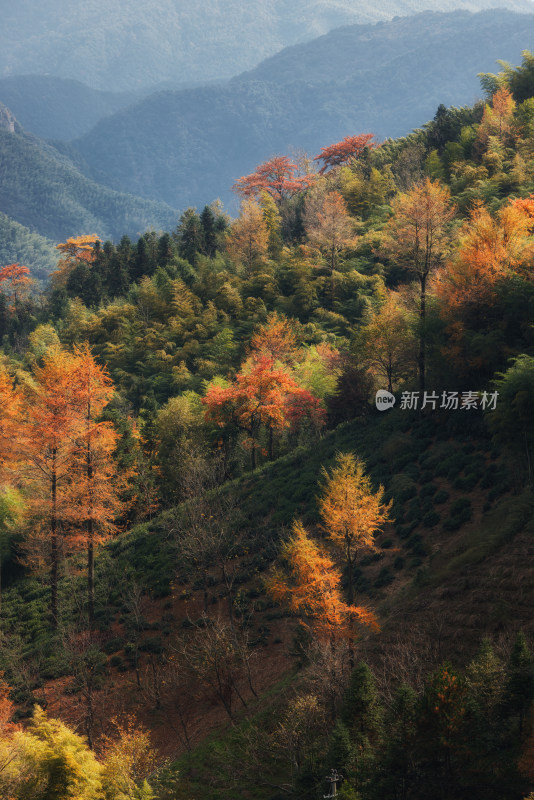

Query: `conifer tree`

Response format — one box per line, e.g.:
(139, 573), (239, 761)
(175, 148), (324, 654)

(505, 631), (534, 737)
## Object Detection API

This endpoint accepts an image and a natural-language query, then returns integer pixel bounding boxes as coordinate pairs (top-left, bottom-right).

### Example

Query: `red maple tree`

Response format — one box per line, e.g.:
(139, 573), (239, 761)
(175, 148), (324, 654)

(233, 156), (316, 205)
(314, 134), (375, 174)
(0, 263), (33, 305)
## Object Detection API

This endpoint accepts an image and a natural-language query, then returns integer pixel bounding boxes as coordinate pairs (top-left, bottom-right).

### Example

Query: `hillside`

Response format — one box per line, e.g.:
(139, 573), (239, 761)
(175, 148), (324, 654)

(0, 121), (179, 241)
(73, 9), (534, 210)
(0, 76), (140, 141)
(1, 0), (532, 91)
(3, 43), (534, 800)
(0, 213), (58, 280)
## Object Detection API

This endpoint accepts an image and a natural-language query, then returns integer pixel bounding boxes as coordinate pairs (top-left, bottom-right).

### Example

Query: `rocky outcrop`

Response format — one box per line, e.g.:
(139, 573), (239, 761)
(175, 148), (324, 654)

(0, 103), (22, 134)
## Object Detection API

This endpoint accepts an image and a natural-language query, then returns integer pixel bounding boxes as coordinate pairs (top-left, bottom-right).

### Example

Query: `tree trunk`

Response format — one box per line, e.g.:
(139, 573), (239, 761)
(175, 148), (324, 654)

(87, 528), (94, 627)
(418, 273), (427, 394)
(50, 449), (58, 629)
(86, 412), (95, 627)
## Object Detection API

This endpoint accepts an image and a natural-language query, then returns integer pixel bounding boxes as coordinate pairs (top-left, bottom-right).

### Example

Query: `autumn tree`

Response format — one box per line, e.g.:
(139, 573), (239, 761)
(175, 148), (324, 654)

(70, 343), (122, 626)
(304, 191), (356, 297)
(354, 293), (416, 392)
(101, 717), (158, 800)
(0, 263), (33, 306)
(318, 453), (391, 607)
(268, 520), (378, 644)
(203, 356), (303, 467)
(170, 455), (243, 625)
(248, 312), (299, 365)
(380, 178), (455, 391)
(233, 155), (316, 207)
(314, 134), (376, 174)
(52, 234), (100, 288)
(0, 705), (104, 799)
(0, 363), (23, 483)
(181, 615), (253, 721)
(226, 198), (269, 278)
(477, 87), (516, 145)
(21, 347), (82, 627)
(436, 198), (534, 315)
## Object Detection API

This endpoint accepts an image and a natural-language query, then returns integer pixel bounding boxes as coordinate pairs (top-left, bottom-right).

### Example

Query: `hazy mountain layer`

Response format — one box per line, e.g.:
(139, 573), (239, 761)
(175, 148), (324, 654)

(0, 212), (59, 280)
(0, 125), (179, 241)
(1, 0), (532, 90)
(73, 10), (534, 211)
(0, 76), (140, 140)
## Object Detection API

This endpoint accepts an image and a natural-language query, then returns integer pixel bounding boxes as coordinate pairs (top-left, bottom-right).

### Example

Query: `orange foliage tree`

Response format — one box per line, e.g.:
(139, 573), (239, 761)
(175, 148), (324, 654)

(268, 520), (378, 643)
(203, 356), (303, 467)
(226, 198), (269, 277)
(477, 87), (516, 145)
(305, 190), (356, 296)
(0, 264), (33, 306)
(318, 453), (391, 606)
(436, 197), (534, 314)
(20, 344), (122, 627)
(233, 156), (316, 206)
(314, 134), (375, 174)
(0, 673), (15, 734)
(52, 234), (100, 287)
(21, 347), (82, 626)
(0, 365), (23, 484)
(248, 312), (299, 365)
(70, 343), (123, 626)
(380, 178), (456, 391)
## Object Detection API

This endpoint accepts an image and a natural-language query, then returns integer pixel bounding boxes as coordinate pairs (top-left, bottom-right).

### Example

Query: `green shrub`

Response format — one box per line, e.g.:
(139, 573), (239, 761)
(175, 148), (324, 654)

(374, 567), (394, 588)
(443, 497), (472, 531)
(434, 489), (449, 504)
(407, 534), (427, 557)
(389, 473), (417, 503)
(103, 637), (125, 655)
(396, 521), (417, 539)
(420, 482), (438, 497)
(423, 511), (440, 528)
(453, 472), (479, 491)
(360, 552), (383, 566)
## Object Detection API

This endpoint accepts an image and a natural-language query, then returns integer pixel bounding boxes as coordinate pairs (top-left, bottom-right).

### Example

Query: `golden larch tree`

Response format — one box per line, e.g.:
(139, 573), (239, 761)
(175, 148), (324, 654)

(70, 343), (123, 626)
(226, 198), (269, 278)
(268, 520), (378, 644)
(305, 190), (356, 298)
(21, 347), (82, 626)
(380, 178), (455, 391)
(318, 453), (391, 606)
(354, 292), (416, 393)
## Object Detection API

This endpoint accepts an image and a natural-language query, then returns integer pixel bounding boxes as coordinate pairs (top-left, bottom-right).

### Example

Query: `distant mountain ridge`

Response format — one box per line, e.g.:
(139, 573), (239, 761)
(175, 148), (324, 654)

(0, 76), (141, 141)
(1, 0), (533, 90)
(71, 9), (534, 211)
(0, 114), (179, 242)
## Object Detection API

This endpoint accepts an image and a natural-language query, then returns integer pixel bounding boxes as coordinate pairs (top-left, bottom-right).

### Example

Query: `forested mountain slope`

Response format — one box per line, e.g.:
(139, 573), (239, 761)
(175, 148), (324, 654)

(1, 0), (531, 90)
(4, 48), (534, 800)
(73, 10), (534, 210)
(0, 76), (140, 140)
(0, 213), (58, 280)
(0, 120), (179, 241)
